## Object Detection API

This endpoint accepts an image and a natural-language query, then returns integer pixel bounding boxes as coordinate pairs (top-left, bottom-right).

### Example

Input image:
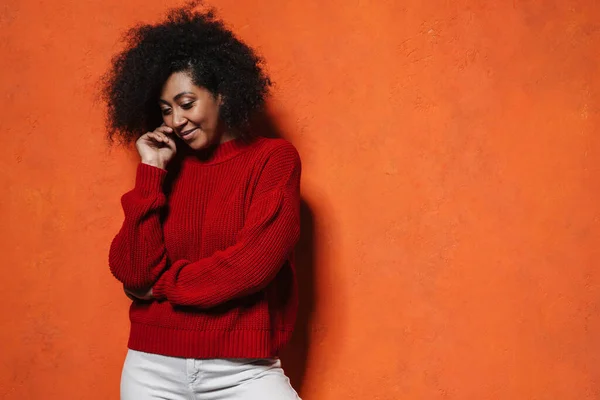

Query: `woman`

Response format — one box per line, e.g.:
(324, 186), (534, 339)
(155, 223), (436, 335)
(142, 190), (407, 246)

(103, 5), (302, 399)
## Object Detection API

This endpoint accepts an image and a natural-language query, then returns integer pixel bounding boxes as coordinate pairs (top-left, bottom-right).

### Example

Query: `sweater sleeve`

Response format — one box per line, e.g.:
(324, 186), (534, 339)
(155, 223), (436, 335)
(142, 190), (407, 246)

(151, 145), (301, 308)
(108, 163), (170, 290)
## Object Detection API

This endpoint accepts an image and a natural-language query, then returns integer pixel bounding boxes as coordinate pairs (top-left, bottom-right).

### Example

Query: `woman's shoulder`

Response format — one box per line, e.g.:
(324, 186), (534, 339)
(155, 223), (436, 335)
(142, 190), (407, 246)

(252, 136), (298, 153)
(251, 137), (301, 163)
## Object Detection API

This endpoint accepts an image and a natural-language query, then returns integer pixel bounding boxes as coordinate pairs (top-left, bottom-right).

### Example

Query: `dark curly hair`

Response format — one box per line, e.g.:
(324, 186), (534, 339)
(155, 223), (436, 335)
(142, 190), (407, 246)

(102, 4), (271, 144)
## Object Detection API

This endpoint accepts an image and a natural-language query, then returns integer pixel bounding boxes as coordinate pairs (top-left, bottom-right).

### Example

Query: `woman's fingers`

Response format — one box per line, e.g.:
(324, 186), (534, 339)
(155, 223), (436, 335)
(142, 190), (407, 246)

(141, 125), (173, 144)
(155, 125), (173, 135)
(124, 285), (153, 301)
(123, 286), (138, 300)
(124, 290), (137, 301)
(154, 126), (174, 143)
(146, 131), (169, 144)
(149, 126), (175, 144)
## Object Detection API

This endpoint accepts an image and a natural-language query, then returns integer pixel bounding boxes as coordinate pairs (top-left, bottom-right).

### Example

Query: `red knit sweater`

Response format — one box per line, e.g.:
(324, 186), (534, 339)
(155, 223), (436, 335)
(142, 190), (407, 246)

(108, 137), (301, 359)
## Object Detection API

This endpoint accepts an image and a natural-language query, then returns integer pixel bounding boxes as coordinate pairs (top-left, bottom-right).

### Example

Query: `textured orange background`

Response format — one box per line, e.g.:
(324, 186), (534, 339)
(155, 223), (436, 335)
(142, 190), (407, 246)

(2, 0), (600, 399)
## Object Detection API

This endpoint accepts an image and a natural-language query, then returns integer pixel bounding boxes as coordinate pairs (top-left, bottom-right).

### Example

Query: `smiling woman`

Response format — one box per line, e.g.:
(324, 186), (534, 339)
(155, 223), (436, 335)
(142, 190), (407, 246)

(158, 72), (231, 151)
(102, 5), (271, 145)
(101, 4), (302, 400)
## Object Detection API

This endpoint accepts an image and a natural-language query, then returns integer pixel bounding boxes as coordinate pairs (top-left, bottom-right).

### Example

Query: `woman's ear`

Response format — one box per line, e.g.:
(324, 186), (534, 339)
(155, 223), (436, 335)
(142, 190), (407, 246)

(217, 94), (224, 106)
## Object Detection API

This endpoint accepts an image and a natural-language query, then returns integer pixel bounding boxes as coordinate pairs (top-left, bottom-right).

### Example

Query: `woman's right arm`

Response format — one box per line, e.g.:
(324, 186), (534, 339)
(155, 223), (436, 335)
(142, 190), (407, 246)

(108, 163), (170, 290)
(108, 127), (176, 291)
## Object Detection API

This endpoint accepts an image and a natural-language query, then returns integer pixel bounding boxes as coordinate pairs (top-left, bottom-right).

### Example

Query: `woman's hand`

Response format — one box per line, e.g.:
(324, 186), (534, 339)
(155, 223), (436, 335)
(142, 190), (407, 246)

(124, 285), (154, 301)
(136, 124), (177, 170)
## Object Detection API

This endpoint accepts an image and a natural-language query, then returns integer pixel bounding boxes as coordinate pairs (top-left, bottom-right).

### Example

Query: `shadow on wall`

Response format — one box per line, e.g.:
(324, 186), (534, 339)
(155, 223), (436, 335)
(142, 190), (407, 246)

(252, 109), (317, 396)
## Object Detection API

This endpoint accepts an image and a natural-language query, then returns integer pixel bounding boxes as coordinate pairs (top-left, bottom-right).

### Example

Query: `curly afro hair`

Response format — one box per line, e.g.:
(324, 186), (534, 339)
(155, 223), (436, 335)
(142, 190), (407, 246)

(102, 4), (271, 144)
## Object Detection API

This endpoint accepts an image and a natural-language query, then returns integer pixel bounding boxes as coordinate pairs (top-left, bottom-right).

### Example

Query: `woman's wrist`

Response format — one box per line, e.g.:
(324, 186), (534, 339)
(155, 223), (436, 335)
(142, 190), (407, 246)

(141, 159), (167, 170)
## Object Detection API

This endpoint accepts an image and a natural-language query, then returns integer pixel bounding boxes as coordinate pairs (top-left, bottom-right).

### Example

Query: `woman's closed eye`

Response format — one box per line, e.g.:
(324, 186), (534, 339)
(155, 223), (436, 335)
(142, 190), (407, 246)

(160, 102), (193, 115)
(181, 102), (195, 110)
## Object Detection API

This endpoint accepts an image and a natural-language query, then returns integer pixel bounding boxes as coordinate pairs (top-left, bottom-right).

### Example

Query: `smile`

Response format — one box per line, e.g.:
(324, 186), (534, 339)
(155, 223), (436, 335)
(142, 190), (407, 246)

(180, 128), (198, 138)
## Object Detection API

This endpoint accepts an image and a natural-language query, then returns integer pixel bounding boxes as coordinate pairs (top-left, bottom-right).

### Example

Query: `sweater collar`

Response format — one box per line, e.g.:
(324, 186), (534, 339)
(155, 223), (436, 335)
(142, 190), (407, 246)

(183, 136), (262, 165)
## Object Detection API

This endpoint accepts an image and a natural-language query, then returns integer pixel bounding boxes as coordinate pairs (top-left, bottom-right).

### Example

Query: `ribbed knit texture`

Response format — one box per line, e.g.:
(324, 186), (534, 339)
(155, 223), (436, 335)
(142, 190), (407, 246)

(108, 137), (301, 359)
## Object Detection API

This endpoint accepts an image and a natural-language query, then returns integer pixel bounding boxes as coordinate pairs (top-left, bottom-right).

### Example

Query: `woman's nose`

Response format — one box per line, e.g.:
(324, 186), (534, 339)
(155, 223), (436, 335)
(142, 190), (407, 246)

(172, 109), (187, 128)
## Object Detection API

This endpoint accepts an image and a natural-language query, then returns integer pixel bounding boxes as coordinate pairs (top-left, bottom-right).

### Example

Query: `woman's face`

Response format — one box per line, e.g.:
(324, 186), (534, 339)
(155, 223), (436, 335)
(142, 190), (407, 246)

(159, 71), (231, 150)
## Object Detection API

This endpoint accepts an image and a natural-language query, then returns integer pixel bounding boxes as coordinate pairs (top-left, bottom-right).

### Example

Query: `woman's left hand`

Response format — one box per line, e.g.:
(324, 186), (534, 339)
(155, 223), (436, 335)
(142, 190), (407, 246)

(124, 285), (153, 301)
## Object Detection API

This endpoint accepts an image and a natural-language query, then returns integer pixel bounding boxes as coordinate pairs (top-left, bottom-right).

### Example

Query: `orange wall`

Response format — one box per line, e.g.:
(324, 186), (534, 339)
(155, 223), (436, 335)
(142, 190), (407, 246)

(2, 1), (600, 399)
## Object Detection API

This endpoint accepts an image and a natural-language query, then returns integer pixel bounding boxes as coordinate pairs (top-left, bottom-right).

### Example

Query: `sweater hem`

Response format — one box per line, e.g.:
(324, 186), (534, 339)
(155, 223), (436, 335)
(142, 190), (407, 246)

(128, 322), (293, 359)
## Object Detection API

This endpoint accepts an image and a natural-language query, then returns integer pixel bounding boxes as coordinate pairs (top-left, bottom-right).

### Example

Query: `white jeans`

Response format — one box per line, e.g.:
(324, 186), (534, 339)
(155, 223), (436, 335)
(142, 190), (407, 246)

(121, 349), (301, 400)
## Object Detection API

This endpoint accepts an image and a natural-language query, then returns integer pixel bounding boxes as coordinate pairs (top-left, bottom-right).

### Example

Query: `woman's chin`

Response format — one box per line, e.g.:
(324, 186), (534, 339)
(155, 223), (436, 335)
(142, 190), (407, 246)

(187, 141), (208, 151)
(185, 133), (211, 151)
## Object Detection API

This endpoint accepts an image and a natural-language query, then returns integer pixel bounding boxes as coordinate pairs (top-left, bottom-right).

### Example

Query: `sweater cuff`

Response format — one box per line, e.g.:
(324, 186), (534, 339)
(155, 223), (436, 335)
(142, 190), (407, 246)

(135, 163), (167, 197)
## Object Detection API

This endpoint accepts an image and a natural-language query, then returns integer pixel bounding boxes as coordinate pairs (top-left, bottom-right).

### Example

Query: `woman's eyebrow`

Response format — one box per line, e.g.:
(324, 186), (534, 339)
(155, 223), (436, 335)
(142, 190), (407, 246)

(159, 92), (195, 105)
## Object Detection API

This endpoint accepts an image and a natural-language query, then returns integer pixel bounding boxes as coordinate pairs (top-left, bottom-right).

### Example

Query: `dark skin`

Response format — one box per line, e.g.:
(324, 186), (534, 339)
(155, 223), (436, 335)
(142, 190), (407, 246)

(124, 70), (234, 301)
(102, 7), (271, 145)
(106, 8), (272, 301)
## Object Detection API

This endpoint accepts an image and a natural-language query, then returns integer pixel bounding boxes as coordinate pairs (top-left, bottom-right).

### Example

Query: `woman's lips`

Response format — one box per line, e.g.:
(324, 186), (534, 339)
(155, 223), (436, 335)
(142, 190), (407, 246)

(180, 128), (198, 139)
